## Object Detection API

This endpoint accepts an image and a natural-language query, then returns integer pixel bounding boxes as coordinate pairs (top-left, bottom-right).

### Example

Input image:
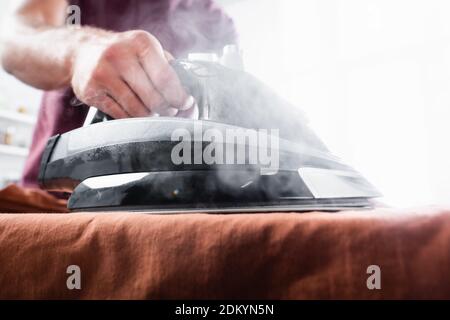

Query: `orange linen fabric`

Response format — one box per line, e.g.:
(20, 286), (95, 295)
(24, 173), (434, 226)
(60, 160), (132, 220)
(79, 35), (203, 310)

(0, 207), (449, 299)
(0, 184), (68, 213)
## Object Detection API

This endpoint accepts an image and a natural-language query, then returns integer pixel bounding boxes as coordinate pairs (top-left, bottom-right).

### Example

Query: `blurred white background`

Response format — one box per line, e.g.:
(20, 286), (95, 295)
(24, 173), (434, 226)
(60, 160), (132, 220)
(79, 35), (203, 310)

(219, 0), (450, 207)
(1, 0), (449, 207)
(0, 0), (41, 186)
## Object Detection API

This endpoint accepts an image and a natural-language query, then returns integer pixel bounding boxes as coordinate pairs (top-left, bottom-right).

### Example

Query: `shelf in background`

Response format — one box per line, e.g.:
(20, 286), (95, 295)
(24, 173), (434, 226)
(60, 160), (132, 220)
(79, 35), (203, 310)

(0, 144), (29, 157)
(0, 110), (37, 125)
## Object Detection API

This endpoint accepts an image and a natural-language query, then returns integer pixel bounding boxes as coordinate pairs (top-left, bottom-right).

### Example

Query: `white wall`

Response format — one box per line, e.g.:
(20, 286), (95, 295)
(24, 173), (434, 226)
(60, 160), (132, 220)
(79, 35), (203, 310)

(221, 0), (450, 207)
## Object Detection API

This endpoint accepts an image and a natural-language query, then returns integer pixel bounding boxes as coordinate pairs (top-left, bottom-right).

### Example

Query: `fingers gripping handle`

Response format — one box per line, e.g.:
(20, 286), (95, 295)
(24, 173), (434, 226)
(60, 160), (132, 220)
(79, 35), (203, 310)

(82, 59), (207, 126)
(169, 60), (208, 119)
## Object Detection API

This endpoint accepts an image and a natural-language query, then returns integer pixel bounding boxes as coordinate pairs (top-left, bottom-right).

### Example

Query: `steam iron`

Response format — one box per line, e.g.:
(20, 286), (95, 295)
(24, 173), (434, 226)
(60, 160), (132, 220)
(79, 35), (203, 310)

(38, 58), (380, 212)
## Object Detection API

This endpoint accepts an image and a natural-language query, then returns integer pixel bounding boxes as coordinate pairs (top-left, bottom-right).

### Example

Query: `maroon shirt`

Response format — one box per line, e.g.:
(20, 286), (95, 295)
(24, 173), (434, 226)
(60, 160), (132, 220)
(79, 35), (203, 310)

(21, 0), (236, 188)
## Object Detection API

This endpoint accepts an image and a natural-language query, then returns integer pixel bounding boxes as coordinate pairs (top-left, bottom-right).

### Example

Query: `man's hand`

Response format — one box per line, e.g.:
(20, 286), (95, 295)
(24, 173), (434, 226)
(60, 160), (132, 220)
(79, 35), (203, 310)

(72, 30), (198, 119)
(0, 0), (198, 119)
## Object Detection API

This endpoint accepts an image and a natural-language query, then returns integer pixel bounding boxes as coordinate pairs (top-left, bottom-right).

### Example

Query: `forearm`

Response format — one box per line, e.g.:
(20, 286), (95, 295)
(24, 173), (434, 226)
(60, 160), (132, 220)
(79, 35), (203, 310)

(0, 0), (195, 119)
(1, 24), (111, 90)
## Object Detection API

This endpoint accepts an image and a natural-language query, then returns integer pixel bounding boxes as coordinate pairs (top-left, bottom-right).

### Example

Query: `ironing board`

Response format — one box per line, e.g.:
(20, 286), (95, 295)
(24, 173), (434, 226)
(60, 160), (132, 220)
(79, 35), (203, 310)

(1, 202), (449, 299)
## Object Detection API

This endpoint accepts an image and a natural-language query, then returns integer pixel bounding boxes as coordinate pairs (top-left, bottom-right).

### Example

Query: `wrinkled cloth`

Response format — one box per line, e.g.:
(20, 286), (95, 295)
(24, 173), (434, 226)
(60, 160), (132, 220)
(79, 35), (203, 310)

(0, 184), (68, 213)
(0, 207), (449, 299)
